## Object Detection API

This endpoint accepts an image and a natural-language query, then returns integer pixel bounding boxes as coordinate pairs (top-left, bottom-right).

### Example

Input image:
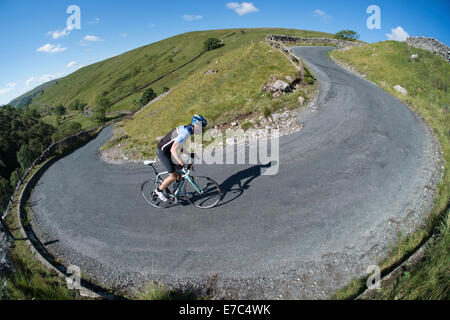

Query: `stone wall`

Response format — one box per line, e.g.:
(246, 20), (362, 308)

(406, 36), (449, 62)
(1, 218), (14, 298)
(267, 34), (364, 48)
(0, 221), (13, 274)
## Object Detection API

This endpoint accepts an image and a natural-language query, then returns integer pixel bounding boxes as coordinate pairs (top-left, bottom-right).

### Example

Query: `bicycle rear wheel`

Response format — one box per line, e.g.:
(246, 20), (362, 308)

(184, 176), (222, 209)
(141, 177), (173, 209)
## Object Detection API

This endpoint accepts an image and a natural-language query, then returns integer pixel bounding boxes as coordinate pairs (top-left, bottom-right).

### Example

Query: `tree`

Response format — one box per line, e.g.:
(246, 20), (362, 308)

(204, 38), (223, 51)
(96, 96), (110, 111)
(335, 30), (360, 42)
(93, 96), (110, 123)
(0, 177), (11, 210)
(70, 99), (86, 112)
(25, 108), (40, 119)
(55, 104), (66, 116)
(10, 169), (21, 189)
(28, 137), (43, 156)
(17, 144), (35, 170)
(0, 106), (54, 189)
(69, 99), (80, 111)
(163, 87), (170, 93)
(94, 107), (106, 123)
(139, 88), (157, 107)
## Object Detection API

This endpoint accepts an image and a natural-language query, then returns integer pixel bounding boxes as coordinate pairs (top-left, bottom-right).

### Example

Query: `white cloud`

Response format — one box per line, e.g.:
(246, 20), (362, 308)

(25, 74), (61, 88)
(36, 43), (67, 53)
(226, 2), (258, 16)
(148, 23), (156, 28)
(120, 32), (128, 37)
(25, 77), (37, 87)
(67, 61), (78, 68)
(47, 26), (74, 39)
(313, 9), (331, 19)
(83, 35), (104, 42)
(386, 26), (409, 41)
(0, 82), (17, 96)
(182, 14), (203, 21)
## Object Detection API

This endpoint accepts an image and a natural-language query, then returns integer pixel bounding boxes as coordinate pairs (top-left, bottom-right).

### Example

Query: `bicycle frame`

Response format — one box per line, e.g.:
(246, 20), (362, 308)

(151, 164), (203, 198)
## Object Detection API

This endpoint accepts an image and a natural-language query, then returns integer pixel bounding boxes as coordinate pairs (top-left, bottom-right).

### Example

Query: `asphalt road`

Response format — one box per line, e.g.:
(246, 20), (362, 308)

(30, 47), (441, 299)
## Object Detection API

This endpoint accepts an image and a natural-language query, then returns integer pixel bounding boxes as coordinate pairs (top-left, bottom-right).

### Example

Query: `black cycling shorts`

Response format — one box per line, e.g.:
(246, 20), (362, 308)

(157, 148), (176, 173)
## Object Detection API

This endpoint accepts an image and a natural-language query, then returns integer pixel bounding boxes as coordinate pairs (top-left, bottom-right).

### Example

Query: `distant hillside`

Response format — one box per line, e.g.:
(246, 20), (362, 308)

(28, 28), (333, 112)
(8, 79), (58, 108)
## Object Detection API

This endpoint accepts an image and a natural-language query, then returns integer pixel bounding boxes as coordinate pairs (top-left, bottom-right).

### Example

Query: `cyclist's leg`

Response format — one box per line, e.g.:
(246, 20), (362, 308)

(157, 149), (177, 191)
(172, 165), (183, 191)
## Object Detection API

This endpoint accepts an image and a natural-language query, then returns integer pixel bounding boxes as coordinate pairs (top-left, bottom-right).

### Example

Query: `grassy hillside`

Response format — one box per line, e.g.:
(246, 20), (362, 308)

(115, 41), (312, 159)
(8, 79), (58, 108)
(30, 28), (331, 113)
(329, 41), (449, 300)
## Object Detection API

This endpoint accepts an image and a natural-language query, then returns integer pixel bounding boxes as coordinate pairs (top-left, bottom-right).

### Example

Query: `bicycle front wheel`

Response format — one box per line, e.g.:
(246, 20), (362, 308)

(184, 176), (222, 209)
(141, 177), (173, 209)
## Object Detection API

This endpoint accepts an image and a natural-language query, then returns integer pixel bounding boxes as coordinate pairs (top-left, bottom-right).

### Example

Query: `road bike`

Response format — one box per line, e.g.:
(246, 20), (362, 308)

(141, 160), (222, 209)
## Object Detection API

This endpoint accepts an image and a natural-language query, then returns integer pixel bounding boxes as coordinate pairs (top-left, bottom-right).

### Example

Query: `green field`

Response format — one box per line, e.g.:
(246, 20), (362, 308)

(330, 41), (449, 300)
(117, 41), (313, 159)
(30, 28), (331, 114)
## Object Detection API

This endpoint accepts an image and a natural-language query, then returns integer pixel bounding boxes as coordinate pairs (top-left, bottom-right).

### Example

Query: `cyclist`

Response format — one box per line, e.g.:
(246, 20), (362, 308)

(155, 114), (207, 201)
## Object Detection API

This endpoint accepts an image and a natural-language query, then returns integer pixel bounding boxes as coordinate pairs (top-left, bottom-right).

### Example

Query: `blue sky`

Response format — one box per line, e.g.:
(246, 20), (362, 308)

(0, 0), (448, 105)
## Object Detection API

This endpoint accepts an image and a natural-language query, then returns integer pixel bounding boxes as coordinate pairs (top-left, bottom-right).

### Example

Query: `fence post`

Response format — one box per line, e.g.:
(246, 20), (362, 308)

(6, 191), (13, 206)
(17, 171), (24, 184)
(299, 57), (304, 80)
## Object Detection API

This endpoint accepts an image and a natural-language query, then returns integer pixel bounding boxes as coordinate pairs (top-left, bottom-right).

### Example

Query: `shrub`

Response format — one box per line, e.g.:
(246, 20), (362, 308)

(69, 99), (80, 111)
(54, 105), (66, 116)
(204, 38), (223, 51)
(9, 170), (21, 189)
(335, 30), (360, 42)
(140, 88), (157, 107)
(69, 99), (86, 112)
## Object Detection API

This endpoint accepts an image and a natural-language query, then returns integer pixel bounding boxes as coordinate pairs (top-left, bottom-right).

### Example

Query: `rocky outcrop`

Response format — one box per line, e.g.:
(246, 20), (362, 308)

(267, 34), (364, 48)
(272, 80), (291, 93)
(262, 75), (302, 98)
(207, 108), (302, 148)
(204, 69), (219, 75)
(394, 85), (408, 96)
(406, 36), (449, 62)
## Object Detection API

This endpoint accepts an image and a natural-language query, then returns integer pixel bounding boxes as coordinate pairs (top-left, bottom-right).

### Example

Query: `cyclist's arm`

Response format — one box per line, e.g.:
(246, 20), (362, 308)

(170, 141), (184, 167)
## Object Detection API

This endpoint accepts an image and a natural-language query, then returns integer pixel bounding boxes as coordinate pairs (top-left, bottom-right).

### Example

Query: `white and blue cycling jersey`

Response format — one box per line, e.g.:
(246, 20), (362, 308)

(157, 125), (194, 151)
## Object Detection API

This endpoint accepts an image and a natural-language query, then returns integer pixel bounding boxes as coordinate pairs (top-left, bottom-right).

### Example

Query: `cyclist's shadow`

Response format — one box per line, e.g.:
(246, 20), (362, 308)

(215, 162), (272, 207)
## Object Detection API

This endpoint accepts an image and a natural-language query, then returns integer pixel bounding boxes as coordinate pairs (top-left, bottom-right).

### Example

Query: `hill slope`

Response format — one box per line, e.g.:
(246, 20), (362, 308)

(8, 79), (58, 108)
(109, 40), (314, 160)
(29, 28), (332, 112)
